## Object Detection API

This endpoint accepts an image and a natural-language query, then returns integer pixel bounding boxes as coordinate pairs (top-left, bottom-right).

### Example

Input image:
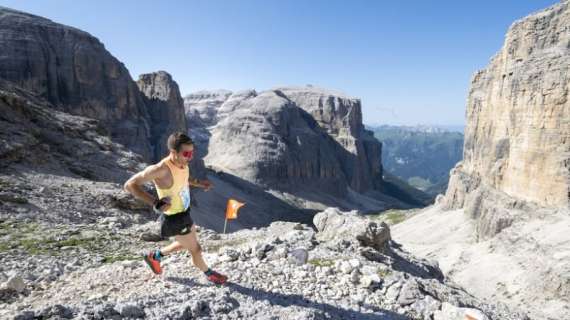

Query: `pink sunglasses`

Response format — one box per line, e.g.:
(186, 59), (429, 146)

(182, 150), (193, 159)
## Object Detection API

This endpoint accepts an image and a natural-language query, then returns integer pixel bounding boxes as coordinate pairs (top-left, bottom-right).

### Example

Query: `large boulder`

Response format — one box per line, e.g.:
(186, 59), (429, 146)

(313, 207), (391, 252)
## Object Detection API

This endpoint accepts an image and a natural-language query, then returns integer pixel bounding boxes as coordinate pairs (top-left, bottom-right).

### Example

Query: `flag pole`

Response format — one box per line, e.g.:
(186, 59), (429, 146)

(223, 218), (228, 234)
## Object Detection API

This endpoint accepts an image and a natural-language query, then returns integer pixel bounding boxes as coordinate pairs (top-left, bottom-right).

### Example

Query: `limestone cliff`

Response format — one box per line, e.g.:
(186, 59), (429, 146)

(184, 87), (418, 212)
(442, 0), (570, 239)
(276, 86), (383, 193)
(0, 7), (154, 159)
(136, 71), (187, 160)
(203, 90), (349, 197)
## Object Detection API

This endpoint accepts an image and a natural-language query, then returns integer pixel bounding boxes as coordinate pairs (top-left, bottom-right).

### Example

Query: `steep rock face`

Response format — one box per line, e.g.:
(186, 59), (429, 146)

(183, 90), (258, 181)
(184, 89), (233, 127)
(184, 87), (406, 211)
(0, 7), (153, 159)
(443, 1), (570, 238)
(0, 79), (144, 184)
(203, 90), (349, 197)
(393, 4), (570, 318)
(277, 86), (383, 193)
(136, 71), (187, 160)
(183, 89), (239, 161)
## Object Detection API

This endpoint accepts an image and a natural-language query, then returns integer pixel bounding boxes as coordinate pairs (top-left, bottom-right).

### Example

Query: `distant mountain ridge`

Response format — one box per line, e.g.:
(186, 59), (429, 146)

(367, 124), (464, 196)
(365, 123), (465, 134)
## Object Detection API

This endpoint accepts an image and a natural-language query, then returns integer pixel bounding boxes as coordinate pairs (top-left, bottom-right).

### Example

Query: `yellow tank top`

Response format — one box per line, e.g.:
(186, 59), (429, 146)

(154, 157), (190, 215)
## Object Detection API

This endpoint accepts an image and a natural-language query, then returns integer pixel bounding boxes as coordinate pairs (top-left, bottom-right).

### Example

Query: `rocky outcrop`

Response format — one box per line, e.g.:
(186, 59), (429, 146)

(274, 87), (364, 151)
(184, 89), (256, 157)
(185, 87), (418, 212)
(202, 90), (349, 197)
(442, 1), (570, 239)
(276, 86), (383, 193)
(184, 89), (234, 128)
(0, 7), (154, 159)
(0, 79), (144, 183)
(313, 208), (391, 253)
(136, 71), (187, 160)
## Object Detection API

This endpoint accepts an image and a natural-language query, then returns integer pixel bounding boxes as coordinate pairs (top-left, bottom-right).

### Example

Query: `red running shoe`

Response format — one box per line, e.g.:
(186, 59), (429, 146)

(143, 251), (162, 274)
(207, 270), (228, 284)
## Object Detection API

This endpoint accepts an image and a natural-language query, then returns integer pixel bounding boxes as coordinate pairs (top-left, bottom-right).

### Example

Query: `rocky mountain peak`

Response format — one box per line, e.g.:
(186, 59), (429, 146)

(136, 71), (187, 161)
(275, 85), (364, 145)
(0, 6), (154, 160)
(137, 71), (181, 103)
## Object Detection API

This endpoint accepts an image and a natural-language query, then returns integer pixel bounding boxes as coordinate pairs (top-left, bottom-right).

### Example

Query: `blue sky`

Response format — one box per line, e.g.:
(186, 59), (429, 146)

(0, 0), (560, 126)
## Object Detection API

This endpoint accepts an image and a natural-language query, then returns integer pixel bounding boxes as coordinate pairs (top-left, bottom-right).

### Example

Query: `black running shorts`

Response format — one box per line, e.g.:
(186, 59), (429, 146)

(159, 208), (194, 238)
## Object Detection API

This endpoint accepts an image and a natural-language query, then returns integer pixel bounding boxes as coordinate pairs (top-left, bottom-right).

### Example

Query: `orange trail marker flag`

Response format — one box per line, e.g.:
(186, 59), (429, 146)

(223, 199), (245, 233)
